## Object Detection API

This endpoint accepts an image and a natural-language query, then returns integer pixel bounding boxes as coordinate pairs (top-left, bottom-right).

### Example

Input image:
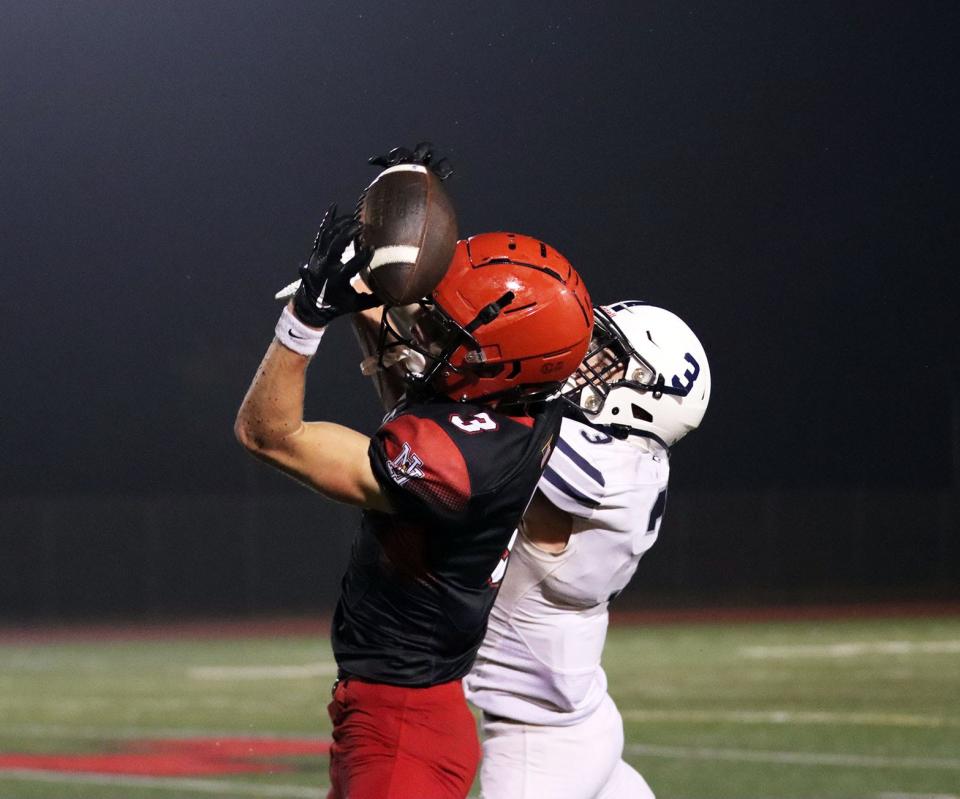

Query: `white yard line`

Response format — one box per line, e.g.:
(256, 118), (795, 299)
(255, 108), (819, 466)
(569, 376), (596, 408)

(0, 697), (316, 718)
(0, 724), (319, 740)
(621, 708), (957, 727)
(0, 770), (323, 797)
(877, 794), (960, 799)
(740, 640), (960, 658)
(188, 662), (337, 680)
(626, 743), (960, 770)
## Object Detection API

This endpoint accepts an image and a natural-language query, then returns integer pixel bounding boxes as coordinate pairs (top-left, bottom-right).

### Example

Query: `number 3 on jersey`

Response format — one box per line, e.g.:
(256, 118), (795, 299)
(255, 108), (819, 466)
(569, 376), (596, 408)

(450, 411), (498, 434)
(487, 529), (519, 587)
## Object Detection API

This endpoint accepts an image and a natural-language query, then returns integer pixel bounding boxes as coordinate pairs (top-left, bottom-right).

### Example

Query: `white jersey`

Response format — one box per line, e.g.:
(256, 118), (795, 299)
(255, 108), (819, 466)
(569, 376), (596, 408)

(465, 417), (669, 726)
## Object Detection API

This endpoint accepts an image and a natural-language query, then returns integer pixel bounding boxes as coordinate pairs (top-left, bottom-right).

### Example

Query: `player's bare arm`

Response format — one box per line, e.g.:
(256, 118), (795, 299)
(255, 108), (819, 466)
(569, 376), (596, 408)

(234, 207), (392, 512)
(235, 336), (389, 511)
(520, 490), (572, 554)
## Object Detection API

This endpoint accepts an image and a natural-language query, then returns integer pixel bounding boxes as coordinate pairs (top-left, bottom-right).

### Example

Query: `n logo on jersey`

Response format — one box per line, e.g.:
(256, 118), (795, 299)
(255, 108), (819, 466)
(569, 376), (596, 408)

(387, 442), (424, 486)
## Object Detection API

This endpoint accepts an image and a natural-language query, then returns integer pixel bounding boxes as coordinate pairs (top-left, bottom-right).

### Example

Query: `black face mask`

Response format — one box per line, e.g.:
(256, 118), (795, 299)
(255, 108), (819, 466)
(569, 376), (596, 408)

(374, 289), (524, 400)
(565, 307), (692, 416)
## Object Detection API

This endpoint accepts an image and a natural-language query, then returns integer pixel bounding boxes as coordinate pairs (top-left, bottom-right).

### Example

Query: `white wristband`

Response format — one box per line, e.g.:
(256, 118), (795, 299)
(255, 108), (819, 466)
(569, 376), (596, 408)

(275, 305), (326, 357)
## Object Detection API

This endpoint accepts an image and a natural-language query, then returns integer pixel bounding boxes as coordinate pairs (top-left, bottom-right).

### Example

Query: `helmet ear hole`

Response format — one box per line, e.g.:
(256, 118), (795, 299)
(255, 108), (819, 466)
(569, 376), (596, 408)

(473, 363), (505, 378)
(631, 403), (653, 423)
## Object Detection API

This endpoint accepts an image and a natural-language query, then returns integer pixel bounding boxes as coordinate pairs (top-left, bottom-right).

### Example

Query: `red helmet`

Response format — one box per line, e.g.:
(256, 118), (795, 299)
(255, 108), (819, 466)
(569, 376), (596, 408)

(380, 232), (594, 403)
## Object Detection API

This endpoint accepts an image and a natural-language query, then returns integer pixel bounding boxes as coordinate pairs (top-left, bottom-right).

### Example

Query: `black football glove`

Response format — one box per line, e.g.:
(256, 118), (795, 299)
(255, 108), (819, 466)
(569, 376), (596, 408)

(368, 141), (453, 181)
(292, 204), (379, 327)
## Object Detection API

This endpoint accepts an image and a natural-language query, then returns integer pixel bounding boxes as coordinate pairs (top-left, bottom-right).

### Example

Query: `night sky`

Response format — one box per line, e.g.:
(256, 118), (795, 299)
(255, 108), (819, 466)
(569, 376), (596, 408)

(2, 1), (956, 498)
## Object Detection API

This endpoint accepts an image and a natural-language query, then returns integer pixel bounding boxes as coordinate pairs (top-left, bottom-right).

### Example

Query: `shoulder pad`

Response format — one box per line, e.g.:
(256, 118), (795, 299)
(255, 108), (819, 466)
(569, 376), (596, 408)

(538, 418), (608, 518)
(373, 412), (472, 515)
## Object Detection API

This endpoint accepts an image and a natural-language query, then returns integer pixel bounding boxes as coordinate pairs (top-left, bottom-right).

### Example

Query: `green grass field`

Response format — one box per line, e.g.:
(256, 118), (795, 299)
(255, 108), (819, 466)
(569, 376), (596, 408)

(1, 614), (958, 798)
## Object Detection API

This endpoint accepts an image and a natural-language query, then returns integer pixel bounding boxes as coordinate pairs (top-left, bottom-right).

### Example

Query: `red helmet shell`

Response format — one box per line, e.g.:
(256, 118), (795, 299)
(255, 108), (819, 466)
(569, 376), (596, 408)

(428, 232), (593, 402)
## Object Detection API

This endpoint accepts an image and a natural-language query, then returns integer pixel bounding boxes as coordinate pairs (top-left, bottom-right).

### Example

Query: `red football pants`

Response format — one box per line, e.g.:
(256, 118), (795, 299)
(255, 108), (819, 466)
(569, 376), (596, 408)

(326, 677), (479, 799)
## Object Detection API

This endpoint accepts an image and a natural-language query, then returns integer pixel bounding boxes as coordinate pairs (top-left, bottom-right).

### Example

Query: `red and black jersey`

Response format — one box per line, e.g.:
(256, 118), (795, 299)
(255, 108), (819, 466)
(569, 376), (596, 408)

(331, 397), (562, 687)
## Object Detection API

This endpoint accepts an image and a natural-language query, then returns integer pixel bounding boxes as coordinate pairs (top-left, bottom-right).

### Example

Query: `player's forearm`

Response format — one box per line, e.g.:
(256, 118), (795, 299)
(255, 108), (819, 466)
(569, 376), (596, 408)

(352, 307), (406, 411)
(235, 331), (391, 511)
(234, 339), (311, 454)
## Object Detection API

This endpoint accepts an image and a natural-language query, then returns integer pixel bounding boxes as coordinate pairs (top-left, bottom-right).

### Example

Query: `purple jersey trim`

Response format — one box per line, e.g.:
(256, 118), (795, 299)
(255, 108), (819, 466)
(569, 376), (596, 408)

(556, 436), (605, 486)
(542, 465), (601, 508)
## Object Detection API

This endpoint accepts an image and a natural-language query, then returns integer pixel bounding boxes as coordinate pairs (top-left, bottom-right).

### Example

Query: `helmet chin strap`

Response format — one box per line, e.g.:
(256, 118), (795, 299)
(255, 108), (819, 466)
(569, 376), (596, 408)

(573, 410), (671, 451)
(617, 426), (670, 449)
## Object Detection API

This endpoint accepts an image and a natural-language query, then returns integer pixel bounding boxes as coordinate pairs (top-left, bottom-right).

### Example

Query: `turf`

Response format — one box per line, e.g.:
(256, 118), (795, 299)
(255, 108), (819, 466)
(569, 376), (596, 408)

(0, 614), (958, 798)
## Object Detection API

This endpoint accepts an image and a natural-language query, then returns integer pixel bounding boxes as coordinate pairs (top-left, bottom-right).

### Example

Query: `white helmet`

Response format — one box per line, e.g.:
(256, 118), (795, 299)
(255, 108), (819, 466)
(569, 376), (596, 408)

(563, 301), (711, 447)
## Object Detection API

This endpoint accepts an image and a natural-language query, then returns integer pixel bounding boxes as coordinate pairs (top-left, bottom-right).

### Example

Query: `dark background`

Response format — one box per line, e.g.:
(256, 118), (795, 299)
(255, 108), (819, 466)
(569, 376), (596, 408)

(2, 1), (957, 618)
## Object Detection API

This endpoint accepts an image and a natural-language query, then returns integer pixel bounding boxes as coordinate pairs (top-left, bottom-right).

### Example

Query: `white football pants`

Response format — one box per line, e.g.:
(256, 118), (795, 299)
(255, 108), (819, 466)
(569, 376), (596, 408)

(478, 693), (654, 799)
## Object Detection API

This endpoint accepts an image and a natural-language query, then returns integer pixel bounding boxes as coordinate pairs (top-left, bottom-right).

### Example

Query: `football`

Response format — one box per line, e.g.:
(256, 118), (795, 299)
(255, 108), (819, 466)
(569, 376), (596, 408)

(356, 164), (458, 305)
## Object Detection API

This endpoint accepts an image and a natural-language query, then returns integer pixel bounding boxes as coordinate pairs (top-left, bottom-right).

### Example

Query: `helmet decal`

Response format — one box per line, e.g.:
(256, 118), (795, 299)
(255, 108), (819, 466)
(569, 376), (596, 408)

(671, 353), (701, 394)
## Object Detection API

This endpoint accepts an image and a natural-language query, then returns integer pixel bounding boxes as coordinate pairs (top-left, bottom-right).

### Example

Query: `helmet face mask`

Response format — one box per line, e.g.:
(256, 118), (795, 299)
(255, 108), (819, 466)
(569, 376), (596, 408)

(571, 309), (692, 405)
(374, 233), (594, 405)
(563, 302), (711, 447)
(376, 299), (496, 392)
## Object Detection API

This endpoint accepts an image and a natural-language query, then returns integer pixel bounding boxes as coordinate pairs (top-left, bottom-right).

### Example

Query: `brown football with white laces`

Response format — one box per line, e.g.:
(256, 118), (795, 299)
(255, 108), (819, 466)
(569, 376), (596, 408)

(357, 164), (458, 305)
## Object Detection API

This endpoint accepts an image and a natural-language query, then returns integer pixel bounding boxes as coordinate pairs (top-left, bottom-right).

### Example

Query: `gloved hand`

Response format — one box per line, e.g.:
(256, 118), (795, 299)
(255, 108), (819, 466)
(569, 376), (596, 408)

(368, 141), (453, 181)
(292, 204), (379, 327)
